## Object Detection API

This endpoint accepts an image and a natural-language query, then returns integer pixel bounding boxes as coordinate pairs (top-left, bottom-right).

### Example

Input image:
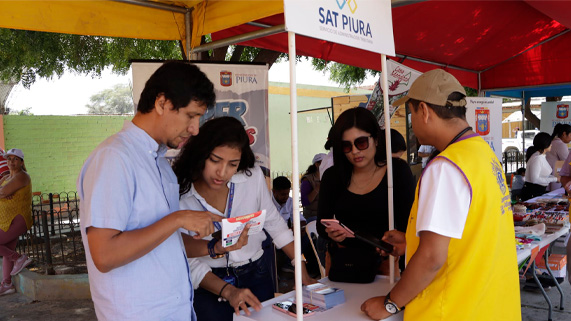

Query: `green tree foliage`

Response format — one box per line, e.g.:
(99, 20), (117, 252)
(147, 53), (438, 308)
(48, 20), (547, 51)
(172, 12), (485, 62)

(0, 28), (182, 88)
(86, 84), (134, 114)
(8, 107), (33, 115)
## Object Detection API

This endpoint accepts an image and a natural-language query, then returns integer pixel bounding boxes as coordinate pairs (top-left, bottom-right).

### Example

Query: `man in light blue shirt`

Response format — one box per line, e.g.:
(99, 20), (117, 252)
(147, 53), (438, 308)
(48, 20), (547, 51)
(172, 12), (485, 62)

(78, 61), (221, 321)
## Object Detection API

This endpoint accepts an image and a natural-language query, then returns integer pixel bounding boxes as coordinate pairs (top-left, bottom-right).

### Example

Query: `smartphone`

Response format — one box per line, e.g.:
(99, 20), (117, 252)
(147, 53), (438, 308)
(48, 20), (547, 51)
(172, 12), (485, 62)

(320, 219), (355, 238)
(353, 231), (394, 254)
(272, 301), (316, 317)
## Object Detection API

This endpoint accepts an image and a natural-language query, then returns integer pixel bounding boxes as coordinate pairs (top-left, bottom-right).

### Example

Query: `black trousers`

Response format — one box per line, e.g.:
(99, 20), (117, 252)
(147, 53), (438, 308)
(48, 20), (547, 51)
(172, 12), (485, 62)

(520, 182), (547, 201)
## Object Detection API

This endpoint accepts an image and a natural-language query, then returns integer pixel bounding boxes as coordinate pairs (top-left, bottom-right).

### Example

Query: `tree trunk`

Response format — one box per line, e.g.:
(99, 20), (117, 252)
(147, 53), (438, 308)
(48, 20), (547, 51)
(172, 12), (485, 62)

(524, 97), (541, 129)
(253, 49), (281, 69)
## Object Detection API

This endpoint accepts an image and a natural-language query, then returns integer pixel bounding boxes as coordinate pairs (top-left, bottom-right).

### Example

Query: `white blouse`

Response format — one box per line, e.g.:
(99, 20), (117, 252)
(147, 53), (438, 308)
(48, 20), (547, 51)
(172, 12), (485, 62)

(525, 152), (558, 186)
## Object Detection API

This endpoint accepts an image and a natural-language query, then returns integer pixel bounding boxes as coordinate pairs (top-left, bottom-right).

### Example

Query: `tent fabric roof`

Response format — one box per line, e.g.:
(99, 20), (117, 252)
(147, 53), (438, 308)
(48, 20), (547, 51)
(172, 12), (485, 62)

(486, 84), (571, 99)
(212, 1), (571, 91)
(1, 0), (571, 92)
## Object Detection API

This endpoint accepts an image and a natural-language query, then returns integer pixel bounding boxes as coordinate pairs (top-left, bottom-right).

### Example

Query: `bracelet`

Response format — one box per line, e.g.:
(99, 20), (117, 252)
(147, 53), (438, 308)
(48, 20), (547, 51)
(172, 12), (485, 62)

(291, 255), (307, 267)
(218, 283), (231, 302)
(208, 238), (225, 259)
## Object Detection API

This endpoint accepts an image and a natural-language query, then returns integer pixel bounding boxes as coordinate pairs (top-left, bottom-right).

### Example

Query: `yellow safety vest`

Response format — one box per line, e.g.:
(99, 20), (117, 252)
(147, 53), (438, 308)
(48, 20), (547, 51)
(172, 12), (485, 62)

(404, 135), (520, 321)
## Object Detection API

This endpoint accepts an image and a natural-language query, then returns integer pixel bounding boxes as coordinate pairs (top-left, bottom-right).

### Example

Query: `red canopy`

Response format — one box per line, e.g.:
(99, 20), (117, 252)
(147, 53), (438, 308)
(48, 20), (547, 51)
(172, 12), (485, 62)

(213, 0), (571, 91)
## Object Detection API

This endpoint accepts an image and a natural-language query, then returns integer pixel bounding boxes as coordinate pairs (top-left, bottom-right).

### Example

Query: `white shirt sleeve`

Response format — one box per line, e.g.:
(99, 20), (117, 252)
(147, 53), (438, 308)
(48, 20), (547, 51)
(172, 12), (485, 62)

(416, 159), (471, 239)
(187, 257), (211, 290)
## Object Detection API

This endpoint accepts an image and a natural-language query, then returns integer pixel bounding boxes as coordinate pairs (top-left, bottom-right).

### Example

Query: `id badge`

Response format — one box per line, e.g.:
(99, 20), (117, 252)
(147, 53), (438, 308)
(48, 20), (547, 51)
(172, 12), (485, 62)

(222, 274), (236, 285)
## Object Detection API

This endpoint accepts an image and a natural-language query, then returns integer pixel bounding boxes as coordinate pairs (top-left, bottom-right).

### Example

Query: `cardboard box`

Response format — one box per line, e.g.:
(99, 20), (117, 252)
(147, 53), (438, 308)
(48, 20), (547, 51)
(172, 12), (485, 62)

(537, 254), (567, 278)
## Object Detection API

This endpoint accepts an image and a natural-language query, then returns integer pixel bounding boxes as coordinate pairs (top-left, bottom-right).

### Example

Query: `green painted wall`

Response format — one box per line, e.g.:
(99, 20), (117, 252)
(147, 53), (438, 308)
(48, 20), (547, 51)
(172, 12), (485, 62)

(3, 115), (132, 193)
(267, 82), (371, 177)
(3, 82), (370, 193)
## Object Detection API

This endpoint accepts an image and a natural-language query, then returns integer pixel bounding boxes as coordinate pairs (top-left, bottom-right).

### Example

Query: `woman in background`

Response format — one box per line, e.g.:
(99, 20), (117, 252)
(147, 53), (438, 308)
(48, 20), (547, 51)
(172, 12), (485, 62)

(300, 153), (326, 222)
(521, 132), (558, 200)
(546, 123), (571, 190)
(0, 149), (33, 296)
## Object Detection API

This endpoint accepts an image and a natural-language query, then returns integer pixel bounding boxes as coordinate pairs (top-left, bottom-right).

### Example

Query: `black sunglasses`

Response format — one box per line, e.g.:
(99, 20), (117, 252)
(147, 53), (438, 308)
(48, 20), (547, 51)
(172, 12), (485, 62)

(341, 136), (372, 153)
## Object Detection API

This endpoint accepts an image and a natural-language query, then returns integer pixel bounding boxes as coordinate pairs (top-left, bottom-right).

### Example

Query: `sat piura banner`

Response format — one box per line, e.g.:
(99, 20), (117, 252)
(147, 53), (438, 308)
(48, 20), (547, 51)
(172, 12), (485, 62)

(131, 61), (270, 175)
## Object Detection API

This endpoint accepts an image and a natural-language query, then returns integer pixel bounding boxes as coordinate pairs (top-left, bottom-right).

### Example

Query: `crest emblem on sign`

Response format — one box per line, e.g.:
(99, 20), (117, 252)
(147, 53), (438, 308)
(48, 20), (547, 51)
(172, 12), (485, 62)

(556, 104), (569, 119)
(220, 71), (232, 87)
(475, 108), (490, 136)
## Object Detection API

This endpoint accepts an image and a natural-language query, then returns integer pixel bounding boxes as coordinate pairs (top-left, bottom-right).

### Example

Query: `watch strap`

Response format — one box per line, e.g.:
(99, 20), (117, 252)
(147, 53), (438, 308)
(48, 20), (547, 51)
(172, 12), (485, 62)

(207, 238), (225, 259)
(384, 292), (404, 314)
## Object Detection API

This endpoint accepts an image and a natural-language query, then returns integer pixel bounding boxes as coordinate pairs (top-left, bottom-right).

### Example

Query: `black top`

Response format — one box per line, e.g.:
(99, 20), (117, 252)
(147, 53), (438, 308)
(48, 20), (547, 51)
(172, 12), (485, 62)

(317, 158), (416, 250)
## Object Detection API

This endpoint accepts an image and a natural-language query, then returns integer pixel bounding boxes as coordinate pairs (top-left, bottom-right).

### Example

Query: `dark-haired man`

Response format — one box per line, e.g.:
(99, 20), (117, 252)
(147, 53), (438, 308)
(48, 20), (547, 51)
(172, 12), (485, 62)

(78, 61), (221, 320)
(361, 69), (520, 320)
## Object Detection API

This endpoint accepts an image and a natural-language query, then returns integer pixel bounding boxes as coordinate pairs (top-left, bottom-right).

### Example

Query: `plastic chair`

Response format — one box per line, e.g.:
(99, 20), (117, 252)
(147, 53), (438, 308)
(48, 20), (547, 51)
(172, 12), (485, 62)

(305, 220), (326, 279)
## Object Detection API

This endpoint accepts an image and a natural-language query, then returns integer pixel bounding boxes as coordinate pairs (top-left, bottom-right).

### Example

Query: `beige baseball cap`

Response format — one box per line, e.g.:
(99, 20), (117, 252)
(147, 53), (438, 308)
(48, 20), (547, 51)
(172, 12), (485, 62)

(392, 69), (466, 108)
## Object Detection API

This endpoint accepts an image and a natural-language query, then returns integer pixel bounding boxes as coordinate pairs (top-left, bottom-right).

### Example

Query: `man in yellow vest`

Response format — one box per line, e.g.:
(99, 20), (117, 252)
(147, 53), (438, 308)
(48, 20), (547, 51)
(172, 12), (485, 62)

(361, 69), (521, 320)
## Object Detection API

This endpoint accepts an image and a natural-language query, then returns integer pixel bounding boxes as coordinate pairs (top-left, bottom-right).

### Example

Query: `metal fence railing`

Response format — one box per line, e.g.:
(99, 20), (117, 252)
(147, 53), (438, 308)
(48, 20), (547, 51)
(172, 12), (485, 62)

(502, 150), (526, 178)
(16, 192), (85, 275)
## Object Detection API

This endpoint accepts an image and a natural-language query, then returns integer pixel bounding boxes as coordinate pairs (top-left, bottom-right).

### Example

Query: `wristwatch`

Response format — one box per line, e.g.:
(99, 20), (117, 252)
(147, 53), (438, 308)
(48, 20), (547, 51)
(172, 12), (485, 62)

(207, 238), (225, 259)
(384, 292), (404, 314)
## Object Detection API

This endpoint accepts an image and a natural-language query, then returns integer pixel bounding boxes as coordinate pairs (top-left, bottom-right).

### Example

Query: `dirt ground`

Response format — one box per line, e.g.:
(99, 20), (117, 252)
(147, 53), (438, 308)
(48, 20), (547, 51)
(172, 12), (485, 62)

(0, 293), (96, 321)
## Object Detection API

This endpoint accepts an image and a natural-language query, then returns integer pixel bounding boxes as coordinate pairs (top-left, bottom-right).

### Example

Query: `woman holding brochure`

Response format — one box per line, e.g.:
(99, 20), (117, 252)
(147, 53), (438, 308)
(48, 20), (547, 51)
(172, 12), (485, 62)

(173, 116), (315, 321)
(317, 108), (415, 280)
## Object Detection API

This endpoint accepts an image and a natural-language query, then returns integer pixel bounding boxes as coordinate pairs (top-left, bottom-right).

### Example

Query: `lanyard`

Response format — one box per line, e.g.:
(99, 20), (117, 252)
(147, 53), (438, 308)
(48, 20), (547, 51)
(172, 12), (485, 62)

(197, 182), (235, 231)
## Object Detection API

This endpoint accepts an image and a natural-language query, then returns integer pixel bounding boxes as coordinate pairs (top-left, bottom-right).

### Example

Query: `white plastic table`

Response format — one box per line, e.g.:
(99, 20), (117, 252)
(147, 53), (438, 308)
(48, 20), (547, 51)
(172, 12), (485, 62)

(516, 220), (569, 321)
(234, 275), (403, 321)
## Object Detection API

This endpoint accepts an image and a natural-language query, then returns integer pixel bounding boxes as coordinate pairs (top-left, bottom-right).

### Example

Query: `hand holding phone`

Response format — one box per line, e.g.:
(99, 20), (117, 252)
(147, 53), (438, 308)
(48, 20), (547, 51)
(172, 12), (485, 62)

(353, 231), (394, 254)
(320, 219), (355, 238)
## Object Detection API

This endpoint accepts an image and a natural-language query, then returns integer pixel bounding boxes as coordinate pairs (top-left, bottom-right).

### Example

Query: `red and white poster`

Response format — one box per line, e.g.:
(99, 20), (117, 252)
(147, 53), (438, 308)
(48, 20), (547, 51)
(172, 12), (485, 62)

(540, 101), (571, 135)
(466, 98), (502, 161)
(131, 62), (270, 173)
(366, 59), (421, 128)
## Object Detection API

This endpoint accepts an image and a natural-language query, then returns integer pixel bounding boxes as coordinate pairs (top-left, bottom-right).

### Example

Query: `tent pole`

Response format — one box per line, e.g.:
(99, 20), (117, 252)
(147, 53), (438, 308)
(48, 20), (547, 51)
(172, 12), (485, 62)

(381, 54), (395, 284)
(185, 9), (191, 60)
(521, 92), (526, 152)
(287, 31), (303, 321)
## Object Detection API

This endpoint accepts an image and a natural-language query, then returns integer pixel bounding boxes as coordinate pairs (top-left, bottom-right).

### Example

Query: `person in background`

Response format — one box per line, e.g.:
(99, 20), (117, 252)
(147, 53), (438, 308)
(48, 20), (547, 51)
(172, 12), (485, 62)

(173, 117), (316, 321)
(361, 69), (520, 321)
(384, 128), (407, 159)
(317, 107), (415, 277)
(320, 127), (335, 179)
(546, 123), (571, 190)
(521, 132), (558, 201)
(418, 144), (436, 168)
(77, 61), (221, 320)
(271, 176), (319, 275)
(0, 149), (10, 179)
(300, 153), (326, 222)
(511, 167), (525, 202)
(272, 176), (306, 228)
(0, 148), (33, 296)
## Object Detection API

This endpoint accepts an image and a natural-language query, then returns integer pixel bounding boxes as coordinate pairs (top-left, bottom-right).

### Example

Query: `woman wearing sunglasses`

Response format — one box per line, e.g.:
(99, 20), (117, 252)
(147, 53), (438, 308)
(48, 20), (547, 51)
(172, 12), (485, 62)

(317, 108), (415, 280)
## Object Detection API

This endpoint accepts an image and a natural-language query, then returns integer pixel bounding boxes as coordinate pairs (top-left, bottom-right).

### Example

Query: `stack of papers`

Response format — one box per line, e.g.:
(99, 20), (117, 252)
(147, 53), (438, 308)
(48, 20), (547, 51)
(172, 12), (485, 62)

(302, 282), (346, 309)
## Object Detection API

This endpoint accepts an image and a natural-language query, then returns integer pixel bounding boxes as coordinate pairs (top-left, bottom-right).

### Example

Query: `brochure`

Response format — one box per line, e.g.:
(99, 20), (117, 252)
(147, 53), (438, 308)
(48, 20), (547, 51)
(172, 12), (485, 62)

(221, 209), (266, 247)
(302, 282), (346, 309)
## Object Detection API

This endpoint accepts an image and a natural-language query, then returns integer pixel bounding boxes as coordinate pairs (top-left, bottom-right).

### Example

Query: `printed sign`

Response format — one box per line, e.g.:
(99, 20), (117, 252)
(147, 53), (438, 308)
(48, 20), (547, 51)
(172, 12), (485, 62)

(131, 62), (270, 172)
(366, 59), (422, 128)
(540, 101), (571, 134)
(284, 0), (395, 56)
(466, 98), (502, 161)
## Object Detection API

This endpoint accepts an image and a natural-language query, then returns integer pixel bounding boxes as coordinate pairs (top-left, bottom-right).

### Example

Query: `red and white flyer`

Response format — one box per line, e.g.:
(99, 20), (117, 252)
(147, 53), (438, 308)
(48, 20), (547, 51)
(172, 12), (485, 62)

(221, 210), (266, 247)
